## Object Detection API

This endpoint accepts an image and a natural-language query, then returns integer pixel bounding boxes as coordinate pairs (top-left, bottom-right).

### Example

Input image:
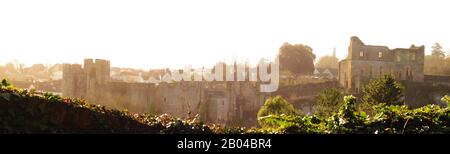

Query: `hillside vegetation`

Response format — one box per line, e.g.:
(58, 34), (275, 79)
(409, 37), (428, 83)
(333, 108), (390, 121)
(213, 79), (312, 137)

(0, 79), (251, 134)
(1, 78), (450, 134)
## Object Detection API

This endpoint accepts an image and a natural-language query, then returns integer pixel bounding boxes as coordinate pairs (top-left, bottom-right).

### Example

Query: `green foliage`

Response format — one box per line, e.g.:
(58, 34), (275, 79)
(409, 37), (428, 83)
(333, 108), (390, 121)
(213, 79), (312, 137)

(362, 75), (404, 107)
(139, 114), (215, 134)
(1, 84), (155, 133)
(257, 114), (325, 134)
(259, 94), (450, 134)
(257, 96), (303, 128)
(326, 95), (368, 133)
(259, 95), (368, 134)
(442, 95), (450, 106)
(424, 55), (450, 75)
(257, 96), (301, 117)
(2, 76), (450, 134)
(257, 96), (302, 127)
(0, 78), (225, 134)
(431, 42), (446, 58)
(1, 79), (12, 87)
(278, 42), (316, 75)
(315, 55), (339, 69)
(425, 43), (450, 75)
(368, 103), (450, 134)
(315, 88), (344, 117)
(43, 92), (63, 102)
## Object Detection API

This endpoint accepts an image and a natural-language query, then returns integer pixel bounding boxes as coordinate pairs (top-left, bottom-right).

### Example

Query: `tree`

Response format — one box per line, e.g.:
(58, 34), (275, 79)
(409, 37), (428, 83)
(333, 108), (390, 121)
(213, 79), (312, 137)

(425, 55), (440, 75)
(315, 55), (339, 69)
(442, 95), (450, 105)
(257, 95), (302, 119)
(425, 43), (450, 75)
(315, 88), (344, 117)
(446, 58), (450, 75)
(431, 42), (445, 58)
(361, 75), (404, 106)
(1, 78), (12, 87)
(425, 55), (450, 75)
(278, 43), (316, 75)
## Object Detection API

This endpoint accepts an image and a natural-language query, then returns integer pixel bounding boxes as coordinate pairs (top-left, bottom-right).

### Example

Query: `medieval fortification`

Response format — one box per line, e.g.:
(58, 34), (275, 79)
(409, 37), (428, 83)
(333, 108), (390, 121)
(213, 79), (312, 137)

(60, 36), (450, 126)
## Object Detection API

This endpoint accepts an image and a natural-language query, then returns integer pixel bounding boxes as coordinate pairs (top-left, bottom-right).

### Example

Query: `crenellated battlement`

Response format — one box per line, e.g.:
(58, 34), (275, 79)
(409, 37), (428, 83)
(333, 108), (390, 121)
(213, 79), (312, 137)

(62, 59), (268, 126)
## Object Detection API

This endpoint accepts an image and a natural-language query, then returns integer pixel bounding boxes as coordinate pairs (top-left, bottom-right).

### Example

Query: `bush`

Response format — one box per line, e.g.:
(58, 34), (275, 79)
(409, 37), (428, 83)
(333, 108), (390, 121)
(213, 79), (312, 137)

(315, 88), (344, 117)
(259, 94), (450, 134)
(0, 78), (223, 134)
(361, 75), (404, 114)
(1, 79), (12, 87)
(257, 96), (302, 127)
(442, 95), (450, 105)
(2, 76), (450, 134)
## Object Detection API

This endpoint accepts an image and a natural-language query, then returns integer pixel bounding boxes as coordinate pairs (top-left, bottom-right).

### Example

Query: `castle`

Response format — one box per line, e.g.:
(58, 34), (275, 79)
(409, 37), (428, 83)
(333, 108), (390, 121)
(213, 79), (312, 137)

(62, 59), (269, 126)
(339, 36), (425, 93)
(60, 37), (431, 126)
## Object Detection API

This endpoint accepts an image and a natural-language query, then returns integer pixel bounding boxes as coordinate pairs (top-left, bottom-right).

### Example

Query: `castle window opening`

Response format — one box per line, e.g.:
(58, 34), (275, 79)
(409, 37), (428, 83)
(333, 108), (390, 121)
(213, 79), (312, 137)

(407, 68), (413, 80)
(406, 69), (409, 80)
(338, 36), (424, 94)
(351, 81), (355, 91)
(344, 72), (348, 88)
(379, 66), (382, 77)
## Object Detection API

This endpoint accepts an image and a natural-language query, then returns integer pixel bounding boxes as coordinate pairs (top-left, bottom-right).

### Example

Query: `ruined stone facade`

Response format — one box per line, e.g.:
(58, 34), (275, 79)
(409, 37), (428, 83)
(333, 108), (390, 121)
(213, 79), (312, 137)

(339, 36), (425, 93)
(62, 59), (269, 126)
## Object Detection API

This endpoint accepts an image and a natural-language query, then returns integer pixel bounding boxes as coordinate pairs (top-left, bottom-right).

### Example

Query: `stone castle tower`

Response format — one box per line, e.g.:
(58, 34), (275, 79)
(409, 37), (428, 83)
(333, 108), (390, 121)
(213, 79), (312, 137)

(62, 63), (85, 98)
(339, 36), (425, 93)
(62, 59), (110, 103)
(84, 59), (110, 103)
(61, 58), (267, 126)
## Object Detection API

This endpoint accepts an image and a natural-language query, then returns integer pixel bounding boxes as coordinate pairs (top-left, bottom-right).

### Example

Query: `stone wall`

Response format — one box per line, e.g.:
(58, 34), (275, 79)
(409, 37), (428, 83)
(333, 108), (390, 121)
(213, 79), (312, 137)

(11, 80), (62, 93)
(339, 36), (425, 94)
(273, 81), (340, 115)
(62, 64), (86, 98)
(62, 59), (268, 126)
(402, 81), (450, 108)
(425, 75), (450, 86)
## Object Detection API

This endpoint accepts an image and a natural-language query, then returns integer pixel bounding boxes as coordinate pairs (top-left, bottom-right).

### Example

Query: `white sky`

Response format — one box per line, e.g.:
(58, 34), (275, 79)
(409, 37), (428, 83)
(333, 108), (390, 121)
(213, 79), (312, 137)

(0, 0), (449, 69)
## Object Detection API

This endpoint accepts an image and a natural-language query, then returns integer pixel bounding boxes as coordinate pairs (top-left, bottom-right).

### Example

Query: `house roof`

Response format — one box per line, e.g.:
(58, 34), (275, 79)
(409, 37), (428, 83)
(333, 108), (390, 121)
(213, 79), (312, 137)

(315, 68), (338, 76)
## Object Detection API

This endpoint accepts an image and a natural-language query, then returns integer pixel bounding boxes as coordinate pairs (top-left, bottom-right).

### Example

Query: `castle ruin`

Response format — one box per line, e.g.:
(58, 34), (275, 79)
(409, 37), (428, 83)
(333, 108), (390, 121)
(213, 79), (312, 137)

(62, 59), (269, 126)
(339, 36), (425, 93)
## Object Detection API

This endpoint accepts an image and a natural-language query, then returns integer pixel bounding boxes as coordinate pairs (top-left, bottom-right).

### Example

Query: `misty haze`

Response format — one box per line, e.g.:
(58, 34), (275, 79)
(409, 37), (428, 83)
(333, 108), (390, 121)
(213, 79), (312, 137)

(1, 0), (450, 137)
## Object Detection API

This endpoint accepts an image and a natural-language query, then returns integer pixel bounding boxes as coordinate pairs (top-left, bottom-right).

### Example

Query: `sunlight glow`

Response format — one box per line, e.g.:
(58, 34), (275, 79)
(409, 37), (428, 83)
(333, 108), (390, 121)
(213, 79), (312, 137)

(0, 0), (449, 69)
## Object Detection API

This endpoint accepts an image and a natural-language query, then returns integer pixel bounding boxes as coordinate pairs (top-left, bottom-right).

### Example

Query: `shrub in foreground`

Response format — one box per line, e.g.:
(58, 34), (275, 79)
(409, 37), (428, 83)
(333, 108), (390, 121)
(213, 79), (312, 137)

(259, 95), (450, 134)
